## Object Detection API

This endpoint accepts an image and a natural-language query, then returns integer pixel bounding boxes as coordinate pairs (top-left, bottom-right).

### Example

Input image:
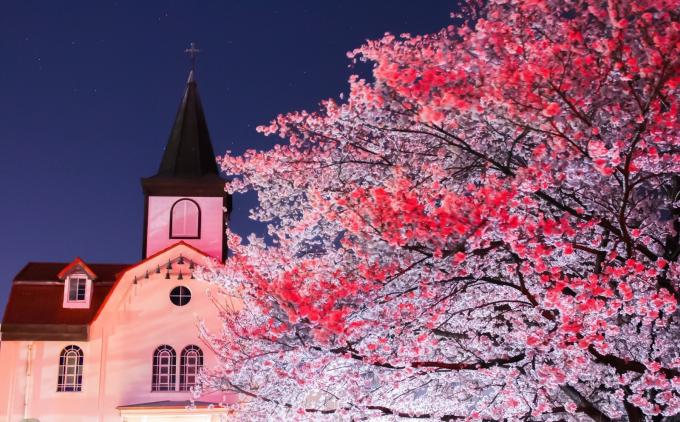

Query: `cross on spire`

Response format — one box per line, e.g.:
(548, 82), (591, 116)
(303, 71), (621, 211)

(184, 42), (201, 72)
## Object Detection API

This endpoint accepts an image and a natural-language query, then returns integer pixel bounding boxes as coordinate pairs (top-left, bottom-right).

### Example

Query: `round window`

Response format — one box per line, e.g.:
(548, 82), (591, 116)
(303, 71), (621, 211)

(169, 286), (191, 306)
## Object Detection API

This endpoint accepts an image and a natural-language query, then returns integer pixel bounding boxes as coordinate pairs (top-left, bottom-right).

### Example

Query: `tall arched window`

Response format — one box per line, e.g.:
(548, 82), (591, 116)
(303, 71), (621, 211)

(179, 345), (203, 391)
(170, 198), (201, 239)
(57, 345), (83, 392)
(152, 345), (176, 391)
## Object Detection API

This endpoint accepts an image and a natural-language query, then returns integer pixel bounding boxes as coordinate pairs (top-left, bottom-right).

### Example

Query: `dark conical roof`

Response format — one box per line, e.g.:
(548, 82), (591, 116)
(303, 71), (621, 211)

(141, 70), (226, 197)
(155, 70), (219, 178)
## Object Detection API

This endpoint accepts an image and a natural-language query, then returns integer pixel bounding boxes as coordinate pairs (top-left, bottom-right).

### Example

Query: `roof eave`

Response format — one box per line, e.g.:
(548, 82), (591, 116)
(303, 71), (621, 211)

(140, 175), (227, 196)
(0, 323), (89, 341)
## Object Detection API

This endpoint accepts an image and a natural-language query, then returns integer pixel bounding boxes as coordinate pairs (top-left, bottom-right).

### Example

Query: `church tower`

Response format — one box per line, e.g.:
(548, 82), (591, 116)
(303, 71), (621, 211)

(141, 69), (231, 261)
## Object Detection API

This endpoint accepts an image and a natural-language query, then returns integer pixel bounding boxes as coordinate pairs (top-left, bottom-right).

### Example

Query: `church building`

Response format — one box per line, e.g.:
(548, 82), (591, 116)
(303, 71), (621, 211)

(0, 68), (237, 422)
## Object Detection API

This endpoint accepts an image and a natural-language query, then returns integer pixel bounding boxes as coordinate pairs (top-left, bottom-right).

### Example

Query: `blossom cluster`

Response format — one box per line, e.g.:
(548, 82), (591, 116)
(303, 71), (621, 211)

(197, 0), (680, 420)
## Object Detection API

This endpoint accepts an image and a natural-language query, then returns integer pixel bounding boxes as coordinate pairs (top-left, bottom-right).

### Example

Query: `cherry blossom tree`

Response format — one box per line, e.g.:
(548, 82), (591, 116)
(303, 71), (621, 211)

(196, 0), (680, 419)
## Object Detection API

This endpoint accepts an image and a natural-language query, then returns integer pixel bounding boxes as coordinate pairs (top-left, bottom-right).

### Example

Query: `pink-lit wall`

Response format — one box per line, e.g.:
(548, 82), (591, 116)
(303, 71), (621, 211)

(146, 196), (224, 261)
(0, 244), (239, 422)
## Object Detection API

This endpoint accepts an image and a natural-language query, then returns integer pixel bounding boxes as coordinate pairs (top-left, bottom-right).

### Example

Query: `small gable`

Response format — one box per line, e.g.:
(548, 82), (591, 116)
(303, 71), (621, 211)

(57, 257), (98, 280)
(58, 258), (98, 309)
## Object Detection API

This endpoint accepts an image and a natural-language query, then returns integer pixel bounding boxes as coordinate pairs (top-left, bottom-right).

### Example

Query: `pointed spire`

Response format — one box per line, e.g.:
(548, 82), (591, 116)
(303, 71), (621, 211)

(154, 69), (219, 178)
(140, 47), (231, 261)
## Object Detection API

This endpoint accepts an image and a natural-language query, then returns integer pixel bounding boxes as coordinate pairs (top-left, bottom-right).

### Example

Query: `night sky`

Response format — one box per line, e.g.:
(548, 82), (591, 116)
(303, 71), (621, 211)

(0, 1), (455, 310)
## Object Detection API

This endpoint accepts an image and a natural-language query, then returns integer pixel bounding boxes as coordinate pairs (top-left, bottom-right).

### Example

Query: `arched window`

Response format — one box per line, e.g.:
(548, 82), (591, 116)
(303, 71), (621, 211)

(152, 345), (176, 391)
(57, 345), (83, 392)
(179, 345), (203, 391)
(170, 199), (201, 239)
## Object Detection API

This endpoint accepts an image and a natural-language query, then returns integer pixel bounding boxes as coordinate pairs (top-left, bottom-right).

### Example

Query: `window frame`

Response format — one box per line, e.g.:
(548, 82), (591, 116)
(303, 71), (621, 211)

(151, 345), (177, 391)
(68, 277), (87, 302)
(169, 198), (202, 239)
(179, 345), (204, 391)
(57, 345), (83, 392)
(62, 274), (92, 309)
(169, 285), (192, 307)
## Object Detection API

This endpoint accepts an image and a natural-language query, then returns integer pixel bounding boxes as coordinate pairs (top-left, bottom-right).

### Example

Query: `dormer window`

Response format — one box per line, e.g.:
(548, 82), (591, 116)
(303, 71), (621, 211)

(63, 274), (92, 309)
(58, 258), (98, 309)
(68, 277), (87, 302)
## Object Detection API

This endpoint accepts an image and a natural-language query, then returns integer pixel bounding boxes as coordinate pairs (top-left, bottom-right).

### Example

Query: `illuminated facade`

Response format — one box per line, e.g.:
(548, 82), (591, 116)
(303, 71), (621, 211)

(0, 71), (236, 422)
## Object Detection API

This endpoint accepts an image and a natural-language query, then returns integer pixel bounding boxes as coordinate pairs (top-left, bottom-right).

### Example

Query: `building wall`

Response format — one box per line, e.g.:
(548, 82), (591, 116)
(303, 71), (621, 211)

(146, 197), (224, 261)
(120, 413), (224, 422)
(0, 341), (27, 422)
(0, 245), (238, 422)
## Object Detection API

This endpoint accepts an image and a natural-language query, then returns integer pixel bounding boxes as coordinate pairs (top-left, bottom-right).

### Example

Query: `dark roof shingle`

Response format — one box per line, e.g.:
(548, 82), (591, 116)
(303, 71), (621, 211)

(14, 262), (128, 282)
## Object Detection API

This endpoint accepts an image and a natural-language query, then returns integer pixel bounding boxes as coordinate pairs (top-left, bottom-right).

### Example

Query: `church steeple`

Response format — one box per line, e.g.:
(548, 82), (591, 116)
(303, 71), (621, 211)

(154, 70), (219, 178)
(141, 50), (231, 262)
